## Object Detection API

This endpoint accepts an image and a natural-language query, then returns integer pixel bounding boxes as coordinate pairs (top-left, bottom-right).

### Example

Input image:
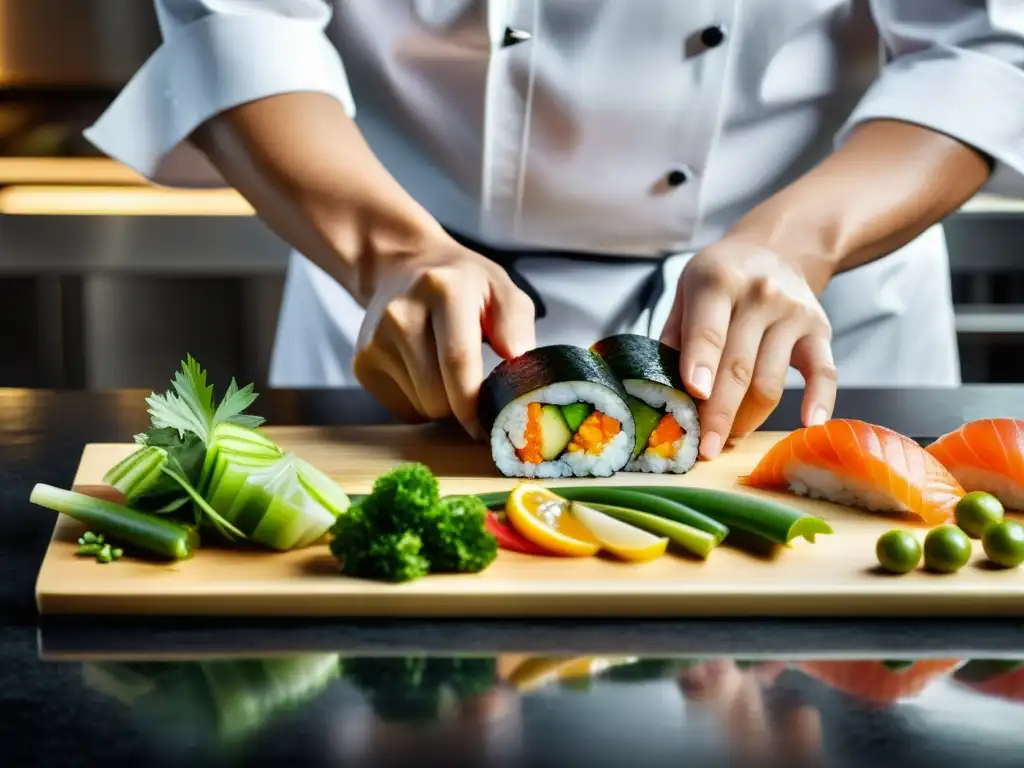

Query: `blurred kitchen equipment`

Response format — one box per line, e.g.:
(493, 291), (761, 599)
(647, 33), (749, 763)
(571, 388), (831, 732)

(0, 0), (159, 89)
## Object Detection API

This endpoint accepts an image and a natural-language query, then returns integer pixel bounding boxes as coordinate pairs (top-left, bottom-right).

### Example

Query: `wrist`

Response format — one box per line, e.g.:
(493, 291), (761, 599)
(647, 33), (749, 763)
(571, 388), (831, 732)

(316, 197), (449, 304)
(725, 200), (844, 294)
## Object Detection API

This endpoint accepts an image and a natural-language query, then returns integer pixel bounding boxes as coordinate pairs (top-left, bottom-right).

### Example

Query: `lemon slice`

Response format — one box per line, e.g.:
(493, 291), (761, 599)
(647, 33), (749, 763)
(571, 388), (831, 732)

(570, 502), (669, 562)
(505, 483), (600, 557)
(506, 656), (639, 692)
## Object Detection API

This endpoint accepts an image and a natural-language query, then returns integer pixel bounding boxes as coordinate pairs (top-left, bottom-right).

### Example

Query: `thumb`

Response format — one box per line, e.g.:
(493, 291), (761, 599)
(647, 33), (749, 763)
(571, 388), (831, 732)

(484, 279), (536, 360)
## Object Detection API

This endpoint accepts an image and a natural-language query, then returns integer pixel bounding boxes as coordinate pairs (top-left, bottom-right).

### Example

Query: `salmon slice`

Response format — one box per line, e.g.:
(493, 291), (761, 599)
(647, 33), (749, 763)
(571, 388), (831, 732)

(925, 418), (1024, 510)
(797, 660), (961, 706)
(741, 419), (963, 525)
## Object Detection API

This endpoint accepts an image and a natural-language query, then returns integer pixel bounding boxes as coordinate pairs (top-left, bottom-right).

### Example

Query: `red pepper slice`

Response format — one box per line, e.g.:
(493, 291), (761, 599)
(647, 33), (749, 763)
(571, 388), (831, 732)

(485, 510), (551, 556)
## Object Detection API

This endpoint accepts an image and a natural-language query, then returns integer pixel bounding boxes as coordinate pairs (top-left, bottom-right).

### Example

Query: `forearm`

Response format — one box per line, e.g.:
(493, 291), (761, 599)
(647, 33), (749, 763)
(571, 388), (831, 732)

(727, 119), (992, 292)
(190, 92), (446, 304)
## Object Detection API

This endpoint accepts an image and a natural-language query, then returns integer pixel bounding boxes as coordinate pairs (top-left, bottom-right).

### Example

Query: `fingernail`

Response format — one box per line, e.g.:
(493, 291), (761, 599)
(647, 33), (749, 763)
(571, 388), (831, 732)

(690, 366), (713, 399)
(809, 407), (827, 426)
(701, 431), (722, 460)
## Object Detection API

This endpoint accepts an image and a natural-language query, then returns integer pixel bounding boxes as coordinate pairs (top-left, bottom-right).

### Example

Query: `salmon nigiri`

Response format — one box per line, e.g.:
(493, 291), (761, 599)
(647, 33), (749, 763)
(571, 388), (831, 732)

(925, 418), (1024, 510)
(742, 419), (964, 525)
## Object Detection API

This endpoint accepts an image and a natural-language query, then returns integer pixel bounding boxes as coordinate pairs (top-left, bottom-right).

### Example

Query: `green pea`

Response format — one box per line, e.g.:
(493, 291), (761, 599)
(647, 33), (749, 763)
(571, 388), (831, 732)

(982, 520), (1024, 568)
(955, 492), (1005, 538)
(876, 529), (922, 574)
(924, 525), (973, 574)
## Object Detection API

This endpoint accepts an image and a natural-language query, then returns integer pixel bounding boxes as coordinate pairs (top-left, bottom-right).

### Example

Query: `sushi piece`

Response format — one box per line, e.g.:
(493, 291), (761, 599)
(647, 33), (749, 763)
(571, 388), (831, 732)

(591, 334), (700, 474)
(741, 419), (964, 525)
(925, 418), (1024, 510)
(478, 345), (635, 478)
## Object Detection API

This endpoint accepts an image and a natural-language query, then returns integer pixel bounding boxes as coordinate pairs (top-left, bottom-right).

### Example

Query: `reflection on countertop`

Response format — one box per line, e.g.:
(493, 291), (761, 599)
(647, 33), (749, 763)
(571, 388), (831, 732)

(52, 653), (1024, 767)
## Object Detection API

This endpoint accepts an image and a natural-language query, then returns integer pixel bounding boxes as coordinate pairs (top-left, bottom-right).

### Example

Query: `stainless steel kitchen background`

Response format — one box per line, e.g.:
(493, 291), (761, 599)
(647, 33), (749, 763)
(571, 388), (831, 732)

(0, 1), (1021, 392)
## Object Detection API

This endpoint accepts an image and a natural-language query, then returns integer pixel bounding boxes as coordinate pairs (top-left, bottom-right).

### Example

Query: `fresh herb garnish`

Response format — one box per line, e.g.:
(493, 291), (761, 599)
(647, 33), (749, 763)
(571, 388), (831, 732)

(109, 356), (267, 535)
(139, 356), (264, 446)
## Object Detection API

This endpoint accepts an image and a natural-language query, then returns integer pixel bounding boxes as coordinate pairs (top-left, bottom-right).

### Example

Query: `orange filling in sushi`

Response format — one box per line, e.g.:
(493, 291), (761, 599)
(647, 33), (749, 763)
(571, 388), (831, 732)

(513, 402), (623, 464)
(645, 414), (685, 458)
(517, 402), (546, 464)
(566, 412), (622, 455)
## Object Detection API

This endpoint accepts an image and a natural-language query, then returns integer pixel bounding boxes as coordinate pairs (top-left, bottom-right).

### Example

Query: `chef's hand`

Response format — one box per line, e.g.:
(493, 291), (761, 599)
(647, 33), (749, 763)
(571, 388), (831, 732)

(661, 236), (837, 459)
(679, 660), (823, 766)
(352, 236), (536, 439)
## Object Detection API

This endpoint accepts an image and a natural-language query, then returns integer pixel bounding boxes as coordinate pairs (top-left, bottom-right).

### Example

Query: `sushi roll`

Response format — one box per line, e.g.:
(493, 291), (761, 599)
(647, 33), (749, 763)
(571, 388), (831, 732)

(590, 334), (700, 474)
(742, 419), (964, 525)
(925, 418), (1024, 510)
(478, 345), (635, 478)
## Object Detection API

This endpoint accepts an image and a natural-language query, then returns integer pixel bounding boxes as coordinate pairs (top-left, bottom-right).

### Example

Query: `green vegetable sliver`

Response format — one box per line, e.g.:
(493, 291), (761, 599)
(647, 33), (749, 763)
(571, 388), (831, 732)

(102, 446), (168, 501)
(617, 486), (832, 546)
(584, 502), (718, 559)
(295, 457), (351, 518)
(160, 466), (246, 542)
(30, 483), (198, 560)
(202, 453), (343, 550)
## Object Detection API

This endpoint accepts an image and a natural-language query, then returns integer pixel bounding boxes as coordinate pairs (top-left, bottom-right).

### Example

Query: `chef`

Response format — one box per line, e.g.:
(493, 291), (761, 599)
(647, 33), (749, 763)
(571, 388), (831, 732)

(85, 1), (1024, 458)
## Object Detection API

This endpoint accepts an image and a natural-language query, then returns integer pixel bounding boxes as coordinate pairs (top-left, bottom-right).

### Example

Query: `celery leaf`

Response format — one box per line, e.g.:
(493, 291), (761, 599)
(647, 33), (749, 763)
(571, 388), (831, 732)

(144, 356), (264, 444)
(212, 378), (265, 431)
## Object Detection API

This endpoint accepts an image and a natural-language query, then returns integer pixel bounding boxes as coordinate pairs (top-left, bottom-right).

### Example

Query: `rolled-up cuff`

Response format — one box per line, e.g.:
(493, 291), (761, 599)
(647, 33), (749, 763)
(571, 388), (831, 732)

(84, 11), (355, 183)
(837, 47), (1024, 197)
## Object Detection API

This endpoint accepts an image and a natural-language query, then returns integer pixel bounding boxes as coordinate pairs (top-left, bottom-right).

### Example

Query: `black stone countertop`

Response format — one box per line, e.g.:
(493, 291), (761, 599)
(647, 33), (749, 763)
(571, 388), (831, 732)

(5, 386), (1024, 767)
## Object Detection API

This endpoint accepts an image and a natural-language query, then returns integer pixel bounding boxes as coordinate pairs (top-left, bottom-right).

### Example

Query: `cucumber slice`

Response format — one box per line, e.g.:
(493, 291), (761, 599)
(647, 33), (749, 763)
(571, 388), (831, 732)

(560, 403), (593, 433)
(626, 395), (662, 459)
(539, 405), (573, 461)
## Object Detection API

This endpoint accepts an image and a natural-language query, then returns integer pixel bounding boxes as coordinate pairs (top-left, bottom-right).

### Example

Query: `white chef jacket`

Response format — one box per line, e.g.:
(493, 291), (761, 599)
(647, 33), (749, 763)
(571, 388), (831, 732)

(84, 0), (1024, 389)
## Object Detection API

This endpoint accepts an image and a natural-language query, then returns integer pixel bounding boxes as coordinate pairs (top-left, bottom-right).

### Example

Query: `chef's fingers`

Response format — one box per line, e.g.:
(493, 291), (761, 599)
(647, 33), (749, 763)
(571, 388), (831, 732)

(404, 332), (455, 422)
(678, 660), (745, 705)
(730, 321), (802, 438)
(352, 336), (425, 424)
(484, 274), (536, 361)
(727, 673), (774, 763)
(431, 287), (487, 440)
(773, 704), (824, 766)
(676, 288), (732, 401)
(790, 334), (837, 428)
(378, 295), (452, 422)
(698, 308), (770, 459)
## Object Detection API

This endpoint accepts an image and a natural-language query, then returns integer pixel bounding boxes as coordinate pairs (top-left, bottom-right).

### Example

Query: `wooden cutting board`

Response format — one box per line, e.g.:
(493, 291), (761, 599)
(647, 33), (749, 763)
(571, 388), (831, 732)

(34, 425), (1024, 617)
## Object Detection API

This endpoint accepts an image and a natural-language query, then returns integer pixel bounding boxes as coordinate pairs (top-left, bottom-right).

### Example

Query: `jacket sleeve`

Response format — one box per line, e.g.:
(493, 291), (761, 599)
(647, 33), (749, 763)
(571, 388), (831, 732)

(838, 0), (1024, 197)
(83, 0), (355, 185)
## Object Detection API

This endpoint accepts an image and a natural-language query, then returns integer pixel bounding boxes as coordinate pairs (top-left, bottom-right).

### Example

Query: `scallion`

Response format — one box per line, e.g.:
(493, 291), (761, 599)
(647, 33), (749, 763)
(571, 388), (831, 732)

(31, 483), (198, 560)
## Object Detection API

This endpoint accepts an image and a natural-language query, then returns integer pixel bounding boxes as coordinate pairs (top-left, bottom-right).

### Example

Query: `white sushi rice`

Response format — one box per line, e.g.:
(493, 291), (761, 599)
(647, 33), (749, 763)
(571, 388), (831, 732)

(787, 465), (911, 513)
(490, 381), (634, 478)
(945, 466), (1024, 510)
(623, 380), (700, 474)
